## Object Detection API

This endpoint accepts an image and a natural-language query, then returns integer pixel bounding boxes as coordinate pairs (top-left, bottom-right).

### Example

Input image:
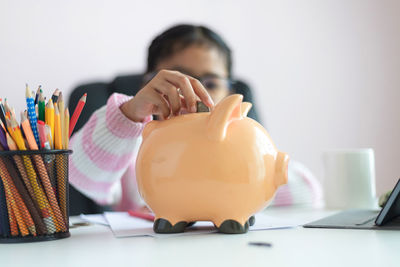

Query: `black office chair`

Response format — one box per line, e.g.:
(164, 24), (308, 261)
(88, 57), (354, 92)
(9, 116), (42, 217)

(67, 74), (261, 215)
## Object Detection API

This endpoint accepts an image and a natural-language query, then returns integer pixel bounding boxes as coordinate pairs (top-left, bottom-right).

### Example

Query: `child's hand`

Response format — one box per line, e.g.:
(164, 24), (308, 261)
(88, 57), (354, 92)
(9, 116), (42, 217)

(120, 70), (214, 122)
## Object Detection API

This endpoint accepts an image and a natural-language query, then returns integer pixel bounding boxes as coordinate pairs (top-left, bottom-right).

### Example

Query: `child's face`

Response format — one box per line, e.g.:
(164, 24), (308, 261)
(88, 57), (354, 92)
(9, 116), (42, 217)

(155, 44), (230, 104)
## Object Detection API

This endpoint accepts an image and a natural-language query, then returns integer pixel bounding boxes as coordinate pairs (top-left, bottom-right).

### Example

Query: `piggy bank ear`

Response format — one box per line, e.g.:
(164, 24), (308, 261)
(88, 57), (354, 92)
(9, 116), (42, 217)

(207, 94), (245, 141)
(241, 102), (252, 117)
(142, 121), (158, 140)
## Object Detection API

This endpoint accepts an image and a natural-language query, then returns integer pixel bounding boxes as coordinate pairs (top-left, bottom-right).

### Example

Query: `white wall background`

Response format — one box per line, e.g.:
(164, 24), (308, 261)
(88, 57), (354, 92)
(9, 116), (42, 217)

(1, 0), (399, 195)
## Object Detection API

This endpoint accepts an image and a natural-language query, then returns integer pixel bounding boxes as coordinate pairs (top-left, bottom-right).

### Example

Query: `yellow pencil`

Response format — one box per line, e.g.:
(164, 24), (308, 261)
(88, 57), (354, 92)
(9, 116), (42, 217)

(54, 104), (62, 150)
(45, 99), (55, 149)
(63, 108), (69, 149)
(57, 92), (64, 149)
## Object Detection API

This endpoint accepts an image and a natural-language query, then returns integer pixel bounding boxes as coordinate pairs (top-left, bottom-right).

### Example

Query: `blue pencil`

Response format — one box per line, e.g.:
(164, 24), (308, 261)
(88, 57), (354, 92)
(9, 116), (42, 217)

(25, 84), (41, 147)
(0, 176), (10, 237)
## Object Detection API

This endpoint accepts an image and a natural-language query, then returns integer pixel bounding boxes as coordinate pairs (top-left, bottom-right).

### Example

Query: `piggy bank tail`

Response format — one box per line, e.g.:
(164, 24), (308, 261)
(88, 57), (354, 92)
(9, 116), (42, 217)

(274, 152), (289, 188)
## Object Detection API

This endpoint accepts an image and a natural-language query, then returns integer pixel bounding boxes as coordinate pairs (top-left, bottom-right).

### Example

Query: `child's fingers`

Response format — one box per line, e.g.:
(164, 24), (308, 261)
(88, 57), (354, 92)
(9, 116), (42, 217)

(147, 89), (171, 119)
(160, 70), (198, 113)
(187, 76), (214, 108)
(152, 80), (181, 116)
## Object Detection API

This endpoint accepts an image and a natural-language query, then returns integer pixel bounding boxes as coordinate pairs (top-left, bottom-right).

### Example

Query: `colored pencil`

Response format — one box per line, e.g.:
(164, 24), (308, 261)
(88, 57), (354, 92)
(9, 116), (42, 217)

(6, 195), (18, 236)
(69, 93), (86, 137)
(21, 112), (66, 232)
(34, 85), (41, 105)
(63, 108), (69, 149)
(128, 210), (155, 222)
(25, 84), (40, 147)
(51, 89), (60, 104)
(0, 144), (38, 236)
(37, 120), (47, 149)
(0, 154), (30, 236)
(6, 134), (35, 202)
(57, 93), (65, 148)
(18, 113), (56, 233)
(3, 99), (11, 119)
(38, 90), (45, 122)
(0, 99), (6, 128)
(0, 122), (8, 150)
(54, 105), (68, 222)
(54, 104), (62, 150)
(45, 99), (54, 148)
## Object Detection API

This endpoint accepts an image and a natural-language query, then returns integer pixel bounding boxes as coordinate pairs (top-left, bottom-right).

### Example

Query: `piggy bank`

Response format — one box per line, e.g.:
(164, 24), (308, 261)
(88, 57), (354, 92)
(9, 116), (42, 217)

(136, 94), (289, 234)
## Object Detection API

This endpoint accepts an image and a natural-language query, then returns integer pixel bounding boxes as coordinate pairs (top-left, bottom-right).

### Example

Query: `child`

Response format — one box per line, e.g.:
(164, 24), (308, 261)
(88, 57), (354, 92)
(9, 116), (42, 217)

(69, 24), (322, 213)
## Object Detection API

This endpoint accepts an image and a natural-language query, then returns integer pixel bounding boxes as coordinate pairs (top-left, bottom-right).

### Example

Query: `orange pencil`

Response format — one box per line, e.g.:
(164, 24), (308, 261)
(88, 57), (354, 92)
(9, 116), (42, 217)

(6, 133), (35, 201)
(6, 197), (18, 236)
(0, 159), (30, 236)
(21, 112), (66, 232)
(69, 93), (86, 137)
(19, 113), (57, 233)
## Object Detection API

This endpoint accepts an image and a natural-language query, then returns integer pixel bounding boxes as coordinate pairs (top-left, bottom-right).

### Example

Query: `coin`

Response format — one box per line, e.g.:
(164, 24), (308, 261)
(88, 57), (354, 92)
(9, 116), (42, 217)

(196, 101), (209, 113)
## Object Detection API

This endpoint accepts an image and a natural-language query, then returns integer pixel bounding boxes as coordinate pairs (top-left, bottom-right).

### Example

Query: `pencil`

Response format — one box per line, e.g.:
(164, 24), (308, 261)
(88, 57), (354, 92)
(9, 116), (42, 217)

(6, 133), (37, 206)
(58, 107), (69, 223)
(42, 140), (57, 194)
(26, 84), (41, 147)
(63, 108), (69, 149)
(45, 99), (54, 148)
(34, 85), (41, 105)
(57, 93), (65, 149)
(51, 89), (60, 104)
(17, 113), (57, 233)
(69, 93), (86, 137)
(3, 99), (11, 119)
(37, 120), (47, 149)
(21, 112), (66, 232)
(0, 99), (6, 128)
(55, 106), (68, 223)
(0, 122), (8, 150)
(0, 156), (30, 236)
(38, 90), (45, 122)
(128, 210), (155, 222)
(0, 144), (38, 236)
(6, 196), (18, 236)
(54, 104), (62, 150)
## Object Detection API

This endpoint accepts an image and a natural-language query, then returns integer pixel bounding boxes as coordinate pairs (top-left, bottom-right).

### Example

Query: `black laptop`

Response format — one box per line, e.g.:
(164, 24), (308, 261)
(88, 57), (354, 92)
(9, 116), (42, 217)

(304, 179), (400, 230)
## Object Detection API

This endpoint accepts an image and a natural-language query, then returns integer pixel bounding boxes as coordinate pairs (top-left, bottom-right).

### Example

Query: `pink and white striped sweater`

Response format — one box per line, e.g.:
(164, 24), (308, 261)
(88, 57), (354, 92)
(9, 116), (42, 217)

(69, 93), (322, 211)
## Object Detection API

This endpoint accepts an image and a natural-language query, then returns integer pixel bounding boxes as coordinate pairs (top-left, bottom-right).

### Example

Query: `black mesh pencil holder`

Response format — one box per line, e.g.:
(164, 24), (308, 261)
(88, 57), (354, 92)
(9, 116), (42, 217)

(0, 149), (72, 243)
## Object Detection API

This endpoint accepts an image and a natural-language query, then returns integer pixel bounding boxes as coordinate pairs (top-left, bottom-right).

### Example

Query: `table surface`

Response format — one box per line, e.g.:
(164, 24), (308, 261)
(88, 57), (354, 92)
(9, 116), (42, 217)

(1, 207), (399, 267)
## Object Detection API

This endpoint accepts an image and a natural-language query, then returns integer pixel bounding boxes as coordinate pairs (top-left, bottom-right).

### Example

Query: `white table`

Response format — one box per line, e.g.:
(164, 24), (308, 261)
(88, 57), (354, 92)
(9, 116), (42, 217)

(0, 207), (398, 267)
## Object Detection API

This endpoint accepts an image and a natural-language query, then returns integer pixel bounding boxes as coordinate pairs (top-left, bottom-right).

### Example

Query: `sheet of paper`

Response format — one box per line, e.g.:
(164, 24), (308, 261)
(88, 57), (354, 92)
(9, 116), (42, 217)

(103, 211), (302, 238)
(80, 213), (109, 226)
(104, 212), (216, 238)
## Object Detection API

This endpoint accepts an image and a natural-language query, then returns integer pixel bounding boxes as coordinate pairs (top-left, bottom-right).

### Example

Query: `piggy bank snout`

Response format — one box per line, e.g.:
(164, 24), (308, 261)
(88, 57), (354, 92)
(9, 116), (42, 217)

(274, 152), (289, 188)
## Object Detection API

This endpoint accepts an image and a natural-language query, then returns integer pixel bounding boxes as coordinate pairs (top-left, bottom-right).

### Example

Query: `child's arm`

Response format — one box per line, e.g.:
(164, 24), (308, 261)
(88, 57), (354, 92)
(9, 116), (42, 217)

(69, 93), (151, 205)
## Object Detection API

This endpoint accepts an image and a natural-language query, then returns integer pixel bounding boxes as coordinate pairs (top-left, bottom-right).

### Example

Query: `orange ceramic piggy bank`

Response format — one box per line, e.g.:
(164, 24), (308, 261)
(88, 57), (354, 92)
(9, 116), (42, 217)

(136, 94), (289, 234)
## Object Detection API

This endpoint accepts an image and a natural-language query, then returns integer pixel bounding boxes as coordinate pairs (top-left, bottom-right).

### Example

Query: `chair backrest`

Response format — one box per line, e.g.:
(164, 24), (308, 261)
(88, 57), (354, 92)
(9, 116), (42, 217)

(67, 74), (262, 215)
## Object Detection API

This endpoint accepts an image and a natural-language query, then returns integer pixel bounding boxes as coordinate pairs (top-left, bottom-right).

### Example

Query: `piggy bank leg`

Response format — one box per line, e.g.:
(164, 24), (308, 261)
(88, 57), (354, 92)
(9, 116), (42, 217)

(217, 219), (250, 234)
(249, 215), (256, 226)
(153, 218), (188, 234)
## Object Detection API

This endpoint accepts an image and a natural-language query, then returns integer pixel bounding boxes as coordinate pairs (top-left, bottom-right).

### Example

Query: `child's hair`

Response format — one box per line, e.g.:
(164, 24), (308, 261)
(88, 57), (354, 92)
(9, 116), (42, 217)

(147, 24), (232, 77)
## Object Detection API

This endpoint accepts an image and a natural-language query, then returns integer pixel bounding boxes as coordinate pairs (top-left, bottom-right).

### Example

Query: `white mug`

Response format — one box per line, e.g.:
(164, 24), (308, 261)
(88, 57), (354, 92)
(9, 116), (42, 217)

(322, 149), (377, 209)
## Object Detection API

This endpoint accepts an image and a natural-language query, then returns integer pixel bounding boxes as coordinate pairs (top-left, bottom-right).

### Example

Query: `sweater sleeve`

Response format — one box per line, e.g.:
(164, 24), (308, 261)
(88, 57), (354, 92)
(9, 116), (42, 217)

(69, 93), (151, 206)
